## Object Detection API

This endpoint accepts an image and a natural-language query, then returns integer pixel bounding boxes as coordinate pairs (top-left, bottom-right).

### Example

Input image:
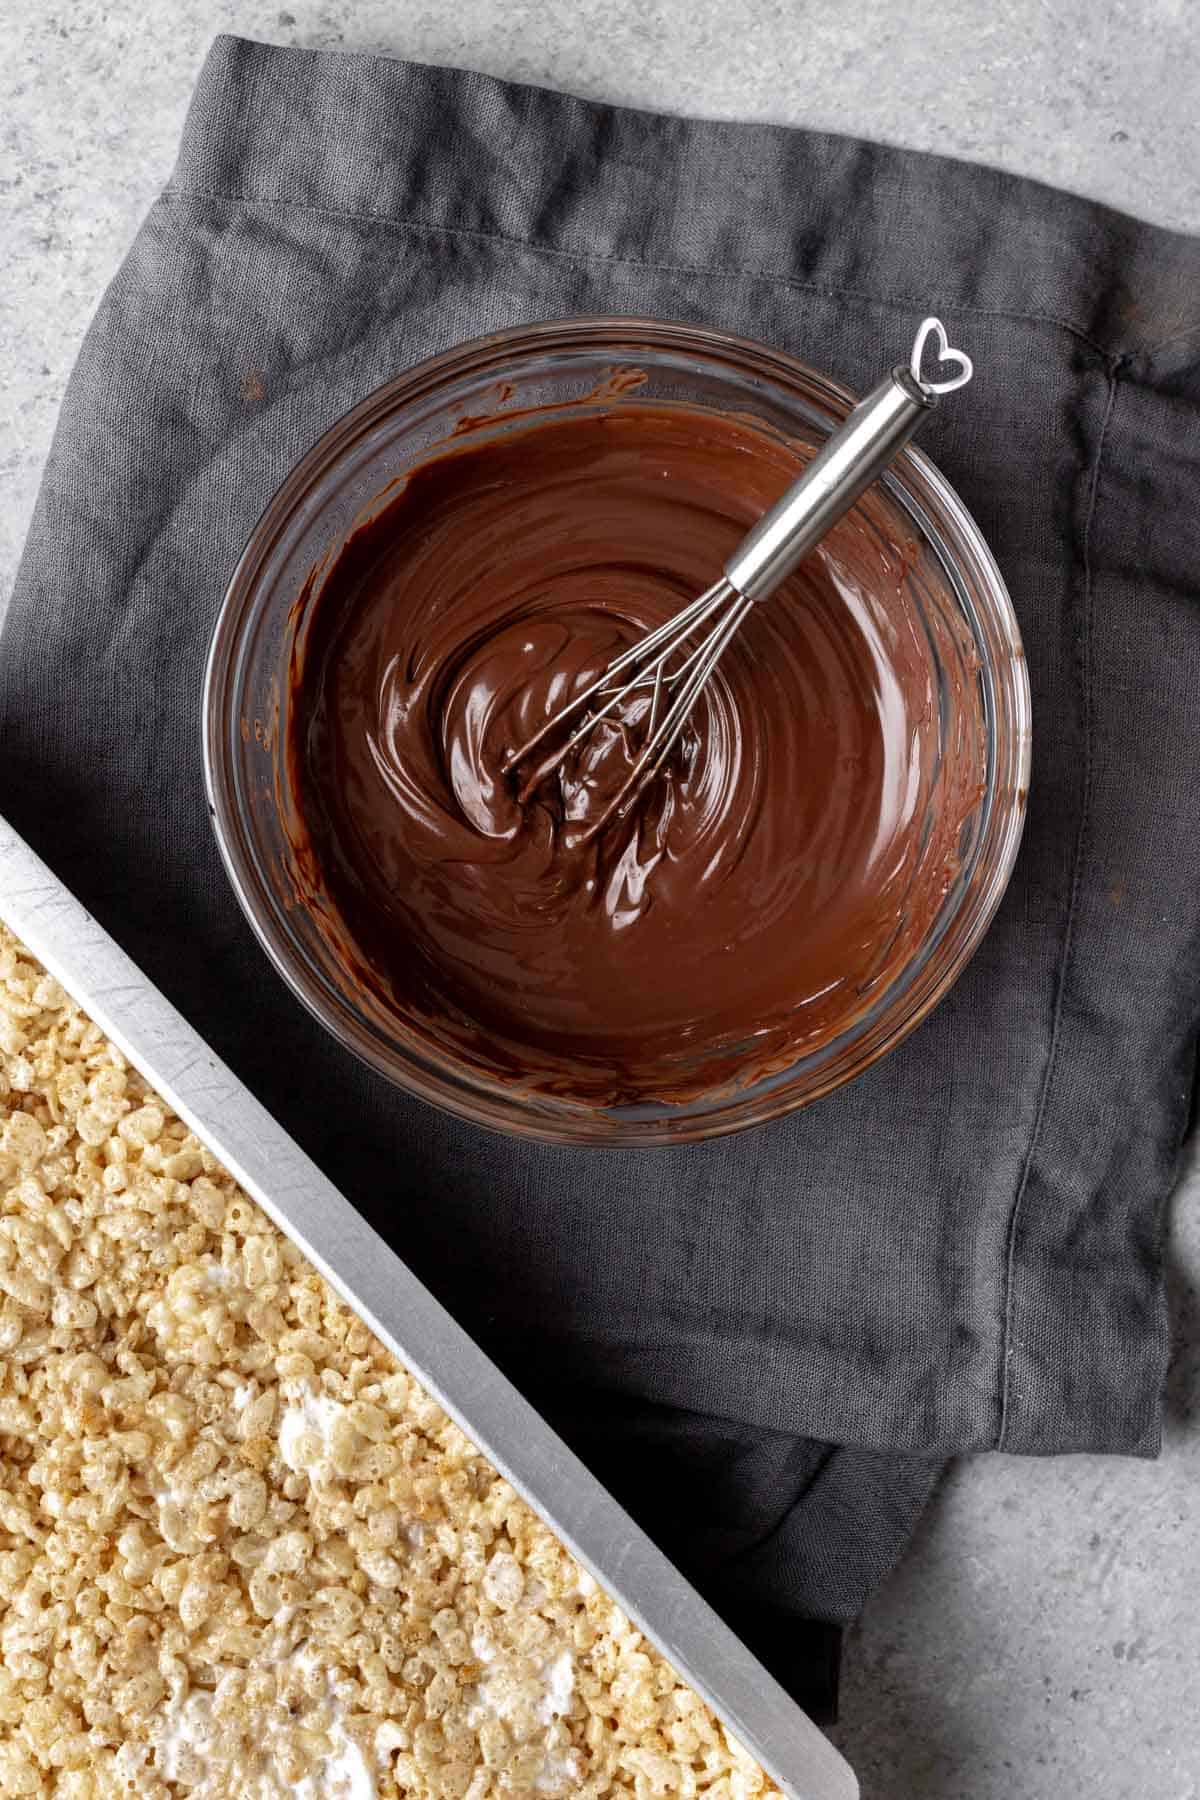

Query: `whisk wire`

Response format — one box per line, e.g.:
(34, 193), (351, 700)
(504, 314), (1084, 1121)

(571, 582), (753, 845)
(501, 578), (729, 790)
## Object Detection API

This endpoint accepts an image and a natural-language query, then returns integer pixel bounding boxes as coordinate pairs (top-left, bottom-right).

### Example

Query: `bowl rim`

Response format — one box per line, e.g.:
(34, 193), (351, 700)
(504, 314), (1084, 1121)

(203, 315), (1032, 1145)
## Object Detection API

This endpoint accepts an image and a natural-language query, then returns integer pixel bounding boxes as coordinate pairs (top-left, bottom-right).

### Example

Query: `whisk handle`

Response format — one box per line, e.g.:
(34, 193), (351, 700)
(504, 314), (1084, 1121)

(724, 366), (932, 603)
(724, 317), (973, 603)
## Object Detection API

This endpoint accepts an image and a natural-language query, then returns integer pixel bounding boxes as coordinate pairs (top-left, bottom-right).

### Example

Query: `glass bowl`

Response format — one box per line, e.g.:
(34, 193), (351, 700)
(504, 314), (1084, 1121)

(203, 318), (1030, 1145)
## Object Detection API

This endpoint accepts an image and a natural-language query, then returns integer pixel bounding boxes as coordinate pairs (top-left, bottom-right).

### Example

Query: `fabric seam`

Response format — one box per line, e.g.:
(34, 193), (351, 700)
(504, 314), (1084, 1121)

(159, 186), (1113, 359)
(995, 354), (1125, 1451)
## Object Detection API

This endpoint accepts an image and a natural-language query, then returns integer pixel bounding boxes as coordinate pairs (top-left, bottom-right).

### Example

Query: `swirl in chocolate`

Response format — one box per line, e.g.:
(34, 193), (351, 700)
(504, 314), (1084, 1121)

(286, 403), (976, 1106)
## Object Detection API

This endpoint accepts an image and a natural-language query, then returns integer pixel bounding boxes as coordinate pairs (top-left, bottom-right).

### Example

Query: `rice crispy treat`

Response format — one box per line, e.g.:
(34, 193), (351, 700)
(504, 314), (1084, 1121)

(0, 924), (784, 1798)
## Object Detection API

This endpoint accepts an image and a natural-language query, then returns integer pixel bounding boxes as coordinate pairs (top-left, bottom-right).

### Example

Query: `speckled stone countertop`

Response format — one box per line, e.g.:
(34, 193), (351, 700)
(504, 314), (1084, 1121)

(3, 6), (1199, 1797)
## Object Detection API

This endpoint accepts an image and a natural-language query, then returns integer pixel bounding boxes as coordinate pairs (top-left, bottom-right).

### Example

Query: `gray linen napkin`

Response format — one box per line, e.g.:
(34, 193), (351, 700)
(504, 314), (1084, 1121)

(4, 34), (1200, 1720)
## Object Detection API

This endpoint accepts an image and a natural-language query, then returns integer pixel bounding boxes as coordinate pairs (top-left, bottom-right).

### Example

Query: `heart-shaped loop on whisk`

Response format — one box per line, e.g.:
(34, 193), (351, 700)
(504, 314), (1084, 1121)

(909, 316), (973, 395)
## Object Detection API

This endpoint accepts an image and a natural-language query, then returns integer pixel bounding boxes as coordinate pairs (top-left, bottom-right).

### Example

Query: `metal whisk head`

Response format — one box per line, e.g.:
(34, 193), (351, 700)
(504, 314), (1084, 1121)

(503, 318), (973, 842)
(503, 575), (752, 843)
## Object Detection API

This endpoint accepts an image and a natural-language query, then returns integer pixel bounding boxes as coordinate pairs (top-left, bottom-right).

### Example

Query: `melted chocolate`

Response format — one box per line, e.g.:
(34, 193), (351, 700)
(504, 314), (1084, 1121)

(285, 403), (981, 1106)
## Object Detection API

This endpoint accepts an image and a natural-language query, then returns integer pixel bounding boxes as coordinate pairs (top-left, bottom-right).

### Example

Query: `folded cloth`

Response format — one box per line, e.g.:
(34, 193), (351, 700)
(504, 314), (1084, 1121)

(4, 33), (1200, 1721)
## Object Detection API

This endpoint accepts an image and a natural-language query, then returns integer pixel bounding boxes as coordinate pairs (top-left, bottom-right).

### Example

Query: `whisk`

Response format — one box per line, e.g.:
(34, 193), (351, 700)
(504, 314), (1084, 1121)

(503, 317), (974, 841)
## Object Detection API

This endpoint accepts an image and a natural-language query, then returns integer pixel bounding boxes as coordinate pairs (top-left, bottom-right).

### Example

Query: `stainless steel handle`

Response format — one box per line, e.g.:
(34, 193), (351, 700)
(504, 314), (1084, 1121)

(724, 317), (973, 604)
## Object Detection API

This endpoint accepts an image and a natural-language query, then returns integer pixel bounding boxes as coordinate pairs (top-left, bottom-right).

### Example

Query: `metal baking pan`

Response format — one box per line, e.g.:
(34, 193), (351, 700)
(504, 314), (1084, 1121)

(0, 810), (857, 1800)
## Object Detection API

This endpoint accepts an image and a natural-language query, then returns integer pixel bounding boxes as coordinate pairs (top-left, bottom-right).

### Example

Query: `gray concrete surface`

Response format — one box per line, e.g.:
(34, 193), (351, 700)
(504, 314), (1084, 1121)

(2, 6), (1199, 1797)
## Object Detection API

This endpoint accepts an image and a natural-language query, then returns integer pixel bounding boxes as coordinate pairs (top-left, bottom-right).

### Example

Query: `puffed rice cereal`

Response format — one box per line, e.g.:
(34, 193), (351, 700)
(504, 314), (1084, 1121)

(0, 923), (784, 1798)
